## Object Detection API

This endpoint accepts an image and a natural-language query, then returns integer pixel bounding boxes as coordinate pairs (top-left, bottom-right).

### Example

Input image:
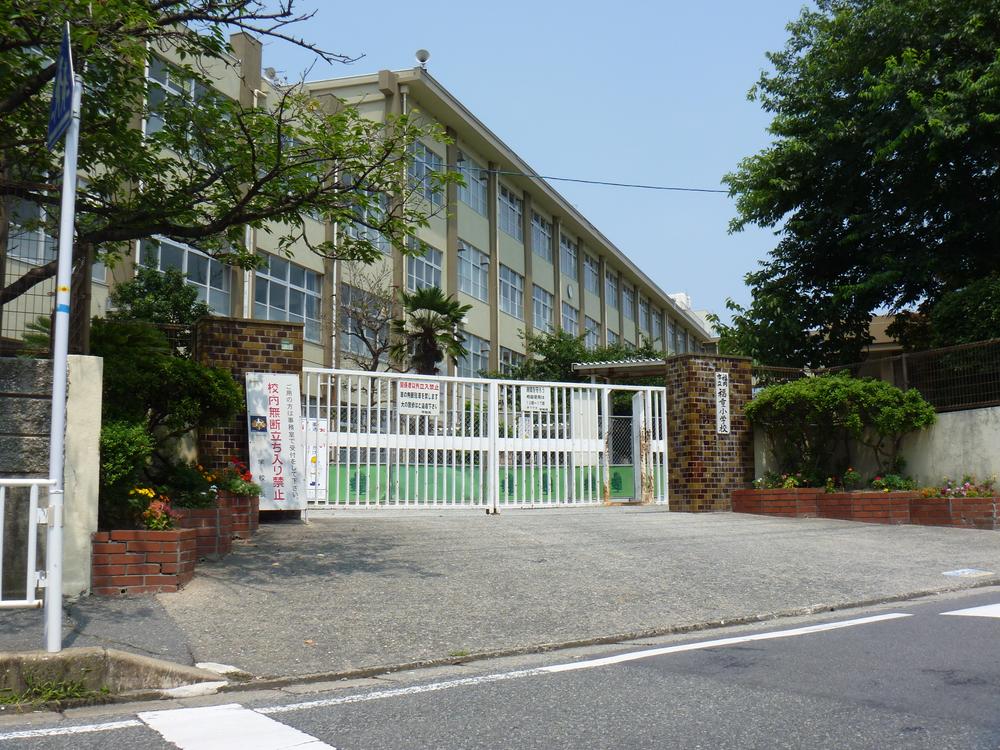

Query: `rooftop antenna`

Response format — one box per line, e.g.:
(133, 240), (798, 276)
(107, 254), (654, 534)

(415, 49), (430, 69)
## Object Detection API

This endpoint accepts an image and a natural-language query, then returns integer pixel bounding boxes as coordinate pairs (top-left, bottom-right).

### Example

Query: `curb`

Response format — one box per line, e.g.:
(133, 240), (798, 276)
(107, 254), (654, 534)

(221, 577), (1000, 694)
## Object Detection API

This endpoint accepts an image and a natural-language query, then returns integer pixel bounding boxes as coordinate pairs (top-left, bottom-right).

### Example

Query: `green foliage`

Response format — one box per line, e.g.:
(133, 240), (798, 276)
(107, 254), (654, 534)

(156, 462), (218, 509)
(0, 675), (107, 707)
(745, 374), (936, 480)
(925, 275), (1000, 347)
(1, 1), (461, 308)
(870, 474), (917, 492)
(722, 0), (1000, 366)
(16, 316), (51, 358)
(753, 471), (809, 489)
(98, 420), (154, 530)
(216, 457), (261, 497)
(500, 329), (664, 384)
(921, 475), (997, 498)
(108, 267), (211, 325)
(390, 287), (472, 375)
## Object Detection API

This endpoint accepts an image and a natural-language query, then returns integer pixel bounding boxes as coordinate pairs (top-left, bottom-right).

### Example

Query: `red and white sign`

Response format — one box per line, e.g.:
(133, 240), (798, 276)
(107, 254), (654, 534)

(246, 372), (306, 510)
(397, 379), (441, 416)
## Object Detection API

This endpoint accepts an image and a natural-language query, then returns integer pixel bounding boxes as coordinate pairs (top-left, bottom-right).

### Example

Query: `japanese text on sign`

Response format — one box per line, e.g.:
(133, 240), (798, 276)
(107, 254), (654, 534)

(715, 371), (731, 435)
(397, 379), (441, 416)
(246, 372), (306, 510)
(521, 385), (551, 412)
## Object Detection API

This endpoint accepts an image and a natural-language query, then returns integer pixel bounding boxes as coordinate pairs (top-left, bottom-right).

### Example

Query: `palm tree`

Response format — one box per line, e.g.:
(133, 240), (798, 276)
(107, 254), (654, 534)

(390, 287), (472, 375)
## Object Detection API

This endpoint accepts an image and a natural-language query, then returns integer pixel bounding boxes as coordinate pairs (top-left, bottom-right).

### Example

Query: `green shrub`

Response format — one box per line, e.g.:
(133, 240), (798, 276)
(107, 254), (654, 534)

(745, 374), (936, 482)
(98, 420), (154, 530)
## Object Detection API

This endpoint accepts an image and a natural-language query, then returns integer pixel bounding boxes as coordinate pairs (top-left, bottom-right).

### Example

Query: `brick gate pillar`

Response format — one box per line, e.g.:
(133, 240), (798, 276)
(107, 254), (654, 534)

(194, 317), (303, 471)
(663, 354), (753, 511)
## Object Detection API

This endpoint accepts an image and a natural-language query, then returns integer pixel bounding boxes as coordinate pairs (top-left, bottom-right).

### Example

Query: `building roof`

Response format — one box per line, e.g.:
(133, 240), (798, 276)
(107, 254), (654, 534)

(306, 67), (715, 340)
(572, 358), (667, 379)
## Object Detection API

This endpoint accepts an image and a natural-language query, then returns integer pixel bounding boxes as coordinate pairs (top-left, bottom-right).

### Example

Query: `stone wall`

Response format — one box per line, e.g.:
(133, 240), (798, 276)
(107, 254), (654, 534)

(664, 354), (754, 512)
(195, 317), (303, 471)
(0, 356), (102, 598)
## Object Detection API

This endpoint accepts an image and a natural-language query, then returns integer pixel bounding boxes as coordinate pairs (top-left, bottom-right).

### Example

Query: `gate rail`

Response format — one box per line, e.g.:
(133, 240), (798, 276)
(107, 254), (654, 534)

(0, 478), (54, 610)
(303, 369), (668, 510)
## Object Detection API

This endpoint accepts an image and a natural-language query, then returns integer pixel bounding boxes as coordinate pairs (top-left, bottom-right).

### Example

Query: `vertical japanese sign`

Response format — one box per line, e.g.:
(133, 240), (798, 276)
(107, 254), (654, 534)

(246, 372), (306, 510)
(303, 418), (329, 500)
(715, 372), (731, 435)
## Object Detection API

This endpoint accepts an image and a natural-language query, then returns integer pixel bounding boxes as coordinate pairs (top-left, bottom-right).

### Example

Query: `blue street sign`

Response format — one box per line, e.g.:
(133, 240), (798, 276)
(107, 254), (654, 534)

(47, 24), (75, 151)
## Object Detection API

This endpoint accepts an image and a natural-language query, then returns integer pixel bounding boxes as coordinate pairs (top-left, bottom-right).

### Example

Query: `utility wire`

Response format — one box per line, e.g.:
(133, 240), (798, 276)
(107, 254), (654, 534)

(486, 169), (729, 194)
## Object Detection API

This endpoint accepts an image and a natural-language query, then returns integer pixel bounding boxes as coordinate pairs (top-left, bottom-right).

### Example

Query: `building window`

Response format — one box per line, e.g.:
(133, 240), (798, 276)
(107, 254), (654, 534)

(584, 316), (599, 350)
(498, 346), (525, 375)
(668, 318), (677, 354)
(605, 270), (618, 309)
(406, 245), (443, 291)
(140, 236), (231, 315)
(457, 239), (489, 302)
(5, 198), (55, 265)
(561, 302), (578, 333)
(583, 254), (600, 295)
(651, 309), (663, 341)
(622, 285), (635, 321)
(339, 283), (388, 357)
(607, 329), (619, 346)
(457, 332), (490, 378)
(344, 191), (390, 255)
(680, 328), (689, 353)
(408, 141), (445, 206)
(457, 152), (488, 215)
(499, 264), (524, 319)
(499, 185), (523, 241)
(532, 285), (554, 333)
(253, 252), (322, 342)
(639, 295), (650, 332)
(144, 55), (207, 137)
(559, 234), (577, 277)
(531, 213), (553, 263)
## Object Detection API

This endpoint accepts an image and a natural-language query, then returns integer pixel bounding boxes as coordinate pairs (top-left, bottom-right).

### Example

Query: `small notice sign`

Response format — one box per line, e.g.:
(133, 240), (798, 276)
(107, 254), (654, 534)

(715, 372), (731, 435)
(397, 379), (441, 416)
(521, 385), (551, 412)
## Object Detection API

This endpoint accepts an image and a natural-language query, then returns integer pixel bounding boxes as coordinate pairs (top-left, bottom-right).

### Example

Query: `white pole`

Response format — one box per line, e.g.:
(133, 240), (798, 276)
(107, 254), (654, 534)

(45, 73), (82, 654)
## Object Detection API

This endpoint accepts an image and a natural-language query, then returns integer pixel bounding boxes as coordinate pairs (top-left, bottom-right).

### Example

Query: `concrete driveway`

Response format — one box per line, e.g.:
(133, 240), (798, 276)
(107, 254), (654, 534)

(152, 507), (1000, 678)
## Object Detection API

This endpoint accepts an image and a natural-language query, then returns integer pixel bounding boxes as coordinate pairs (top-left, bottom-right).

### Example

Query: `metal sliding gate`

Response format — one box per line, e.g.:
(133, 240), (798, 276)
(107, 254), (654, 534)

(302, 368), (668, 510)
(0, 479), (55, 610)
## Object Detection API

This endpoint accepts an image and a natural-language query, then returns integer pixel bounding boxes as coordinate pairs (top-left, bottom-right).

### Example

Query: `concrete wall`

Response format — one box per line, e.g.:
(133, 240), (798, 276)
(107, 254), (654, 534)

(0, 356), (101, 598)
(752, 404), (1000, 487)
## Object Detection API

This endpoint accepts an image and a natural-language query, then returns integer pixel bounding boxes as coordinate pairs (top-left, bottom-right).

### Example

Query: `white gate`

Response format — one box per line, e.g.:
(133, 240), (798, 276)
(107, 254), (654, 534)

(302, 369), (668, 510)
(0, 479), (54, 610)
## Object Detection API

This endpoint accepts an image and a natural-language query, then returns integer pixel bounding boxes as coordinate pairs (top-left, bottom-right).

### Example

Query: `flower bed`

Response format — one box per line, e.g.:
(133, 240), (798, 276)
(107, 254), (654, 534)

(733, 489), (997, 529)
(174, 500), (234, 559)
(91, 529), (197, 596)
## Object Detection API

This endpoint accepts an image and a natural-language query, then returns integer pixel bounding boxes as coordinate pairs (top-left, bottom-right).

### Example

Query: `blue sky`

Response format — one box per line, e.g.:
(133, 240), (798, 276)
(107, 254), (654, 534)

(265, 1), (813, 322)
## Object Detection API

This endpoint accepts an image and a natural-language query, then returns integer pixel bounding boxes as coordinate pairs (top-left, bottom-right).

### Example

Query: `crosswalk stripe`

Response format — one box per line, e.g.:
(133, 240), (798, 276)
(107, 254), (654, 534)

(941, 602), (1000, 619)
(138, 703), (334, 750)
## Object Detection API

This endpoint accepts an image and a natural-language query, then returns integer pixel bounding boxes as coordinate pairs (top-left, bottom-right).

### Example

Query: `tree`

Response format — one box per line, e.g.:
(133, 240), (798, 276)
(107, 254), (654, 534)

(338, 265), (396, 372)
(502, 329), (665, 383)
(389, 287), (471, 375)
(1, 1), (457, 317)
(108, 266), (211, 325)
(722, 0), (1000, 366)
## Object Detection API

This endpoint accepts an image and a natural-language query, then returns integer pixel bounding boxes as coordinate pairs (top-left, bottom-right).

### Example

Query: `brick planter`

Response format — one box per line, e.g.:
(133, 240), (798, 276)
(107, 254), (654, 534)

(733, 489), (998, 530)
(818, 492), (914, 524)
(732, 488), (821, 517)
(91, 529), (197, 595)
(174, 501), (234, 559)
(220, 490), (259, 539)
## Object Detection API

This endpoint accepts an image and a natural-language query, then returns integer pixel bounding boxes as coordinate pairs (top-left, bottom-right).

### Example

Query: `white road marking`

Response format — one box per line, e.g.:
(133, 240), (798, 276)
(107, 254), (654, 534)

(0, 611), (912, 742)
(542, 613), (912, 673)
(139, 703), (335, 749)
(941, 602), (1000, 619)
(0, 719), (142, 741)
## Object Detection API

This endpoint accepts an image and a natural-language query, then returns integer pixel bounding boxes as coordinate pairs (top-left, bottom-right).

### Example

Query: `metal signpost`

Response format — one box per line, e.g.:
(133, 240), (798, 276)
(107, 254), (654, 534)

(44, 22), (82, 653)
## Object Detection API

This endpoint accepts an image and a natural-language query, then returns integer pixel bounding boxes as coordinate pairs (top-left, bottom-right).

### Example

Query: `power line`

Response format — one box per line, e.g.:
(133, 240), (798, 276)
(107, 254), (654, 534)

(487, 169), (729, 194)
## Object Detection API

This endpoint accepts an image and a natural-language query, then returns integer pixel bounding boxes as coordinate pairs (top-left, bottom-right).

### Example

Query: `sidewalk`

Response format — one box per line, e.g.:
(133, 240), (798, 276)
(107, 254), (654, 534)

(3, 507), (999, 680)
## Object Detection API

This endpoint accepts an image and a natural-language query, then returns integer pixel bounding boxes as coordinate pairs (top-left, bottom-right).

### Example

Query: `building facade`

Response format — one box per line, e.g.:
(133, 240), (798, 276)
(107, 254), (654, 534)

(2, 34), (715, 372)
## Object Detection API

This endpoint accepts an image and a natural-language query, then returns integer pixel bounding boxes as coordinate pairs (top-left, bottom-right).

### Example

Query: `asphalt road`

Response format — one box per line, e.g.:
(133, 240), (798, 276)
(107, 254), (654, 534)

(3, 586), (999, 749)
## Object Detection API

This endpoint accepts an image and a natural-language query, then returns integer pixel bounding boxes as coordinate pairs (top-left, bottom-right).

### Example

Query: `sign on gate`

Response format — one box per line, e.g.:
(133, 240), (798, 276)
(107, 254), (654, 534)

(397, 379), (441, 415)
(246, 373), (306, 510)
(520, 385), (551, 411)
(715, 372), (731, 435)
(303, 418), (329, 499)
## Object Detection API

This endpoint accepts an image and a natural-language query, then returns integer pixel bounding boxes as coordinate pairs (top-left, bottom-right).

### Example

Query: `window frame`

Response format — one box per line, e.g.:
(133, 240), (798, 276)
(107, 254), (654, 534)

(406, 245), (443, 291)
(583, 254), (600, 295)
(498, 185), (524, 241)
(457, 239), (489, 302)
(253, 251), (323, 343)
(559, 234), (578, 277)
(561, 302), (578, 333)
(457, 151), (488, 215)
(532, 284), (554, 333)
(499, 264), (525, 320)
(531, 212), (553, 263)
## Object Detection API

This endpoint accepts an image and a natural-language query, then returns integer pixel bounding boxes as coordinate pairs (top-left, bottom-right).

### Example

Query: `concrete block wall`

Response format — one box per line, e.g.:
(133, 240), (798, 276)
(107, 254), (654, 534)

(195, 317), (303, 471)
(664, 354), (754, 512)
